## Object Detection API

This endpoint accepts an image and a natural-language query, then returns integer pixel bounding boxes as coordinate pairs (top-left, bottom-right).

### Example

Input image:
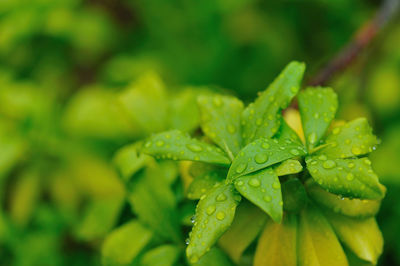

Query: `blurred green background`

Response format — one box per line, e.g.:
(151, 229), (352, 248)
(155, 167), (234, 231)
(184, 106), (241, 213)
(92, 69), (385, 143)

(0, 0), (400, 265)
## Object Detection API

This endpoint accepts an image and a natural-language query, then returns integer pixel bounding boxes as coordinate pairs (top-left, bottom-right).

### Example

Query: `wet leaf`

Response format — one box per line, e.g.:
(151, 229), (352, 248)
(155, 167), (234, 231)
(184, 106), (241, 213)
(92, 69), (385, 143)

(113, 142), (150, 181)
(187, 171), (225, 200)
(306, 156), (384, 200)
(227, 137), (306, 180)
(318, 118), (378, 159)
(219, 201), (267, 263)
(142, 130), (230, 165)
(298, 87), (338, 151)
(101, 220), (153, 266)
(298, 204), (348, 266)
(254, 214), (297, 266)
(234, 168), (283, 222)
(198, 94), (243, 158)
(306, 180), (382, 218)
(194, 247), (234, 266)
(241, 61), (305, 144)
(274, 159), (303, 176)
(324, 211), (383, 264)
(186, 183), (240, 263)
(281, 178), (308, 213)
(276, 119), (303, 144)
(140, 245), (181, 266)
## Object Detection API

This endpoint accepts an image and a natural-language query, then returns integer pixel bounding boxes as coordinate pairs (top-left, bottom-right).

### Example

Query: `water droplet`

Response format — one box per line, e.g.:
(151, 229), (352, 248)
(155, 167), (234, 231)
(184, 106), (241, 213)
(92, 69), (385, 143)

(185, 238), (190, 245)
(187, 143), (203, 152)
(290, 149), (300, 156)
(346, 173), (354, 181)
(249, 178), (261, 187)
(318, 155), (327, 161)
(156, 140), (165, 147)
(308, 132), (317, 144)
(236, 180), (244, 186)
(261, 142), (270, 149)
(206, 205), (216, 215)
(323, 160), (336, 169)
(189, 255), (199, 264)
(351, 146), (362, 155)
(190, 215), (196, 223)
(314, 113), (320, 119)
(290, 86), (298, 93)
(235, 163), (247, 174)
(364, 158), (371, 165)
(213, 97), (222, 107)
(227, 124), (236, 134)
(348, 162), (355, 168)
(272, 181), (281, 189)
(216, 211), (226, 220)
(144, 141), (152, 148)
(216, 193), (227, 202)
(263, 195), (272, 202)
(254, 153), (268, 164)
(332, 128), (340, 135)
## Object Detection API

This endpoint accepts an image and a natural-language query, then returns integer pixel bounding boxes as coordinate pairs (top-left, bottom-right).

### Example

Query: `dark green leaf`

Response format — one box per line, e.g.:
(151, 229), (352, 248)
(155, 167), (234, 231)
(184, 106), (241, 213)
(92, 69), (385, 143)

(228, 137), (306, 180)
(101, 220), (153, 266)
(306, 180), (382, 218)
(198, 94), (243, 159)
(298, 87), (338, 151)
(254, 214), (297, 266)
(140, 245), (181, 266)
(186, 183), (240, 263)
(187, 171), (225, 200)
(298, 204), (348, 266)
(241, 61), (305, 144)
(281, 179), (307, 213)
(234, 168), (283, 222)
(318, 118), (378, 159)
(219, 201), (267, 263)
(306, 156), (384, 200)
(324, 211), (383, 264)
(142, 130), (230, 165)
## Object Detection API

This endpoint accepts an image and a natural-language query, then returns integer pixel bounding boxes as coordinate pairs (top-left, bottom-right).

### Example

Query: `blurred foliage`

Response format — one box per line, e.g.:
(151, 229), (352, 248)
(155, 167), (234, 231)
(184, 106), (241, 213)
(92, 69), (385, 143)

(0, 0), (399, 265)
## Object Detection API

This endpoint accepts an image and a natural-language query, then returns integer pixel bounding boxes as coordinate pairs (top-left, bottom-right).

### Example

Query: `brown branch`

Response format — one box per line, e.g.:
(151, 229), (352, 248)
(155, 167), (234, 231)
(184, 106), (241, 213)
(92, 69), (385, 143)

(308, 0), (400, 86)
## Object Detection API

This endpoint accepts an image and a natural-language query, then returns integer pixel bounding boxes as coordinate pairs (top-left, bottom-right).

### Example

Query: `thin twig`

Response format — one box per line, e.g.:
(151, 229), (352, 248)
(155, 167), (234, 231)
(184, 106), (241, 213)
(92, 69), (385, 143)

(308, 0), (400, 86)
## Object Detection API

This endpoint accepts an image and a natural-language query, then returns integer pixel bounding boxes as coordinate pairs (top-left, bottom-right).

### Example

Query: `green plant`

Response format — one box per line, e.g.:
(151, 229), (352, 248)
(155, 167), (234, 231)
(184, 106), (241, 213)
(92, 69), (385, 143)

(142, 62), (386, 265)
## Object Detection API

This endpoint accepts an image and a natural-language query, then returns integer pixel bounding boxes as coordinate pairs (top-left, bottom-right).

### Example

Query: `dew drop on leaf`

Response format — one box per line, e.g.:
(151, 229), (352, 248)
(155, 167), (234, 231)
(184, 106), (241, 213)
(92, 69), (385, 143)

(254, 153), (269, 164)
(248, 178), (261, 187)
(323, 160), (336, 169)
(216, 211), (226, 220)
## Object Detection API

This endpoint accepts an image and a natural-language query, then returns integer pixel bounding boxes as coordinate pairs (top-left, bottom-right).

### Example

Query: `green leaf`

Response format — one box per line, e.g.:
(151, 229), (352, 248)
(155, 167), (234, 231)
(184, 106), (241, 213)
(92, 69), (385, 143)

(306, 156), (384, 200)
(306, 180), (382, 218)
(324, 212), (383, 264)
(276, 119), (303, 144)
(140, 245), (181, 266)
(127, 165), (181, 243)
(198, 94), (243, 159)
(194, 247), (234, 266)
(219, 201), (267, 263)
(187, 171), (225, 200)
(281, 179), (307, 213)
(186, 183), (240, 263)
(298, 204), (348, 266)
(142, 130), (230, 165)
(254, 214), (297, 266)
(274, 159), (303, 176)
(118, 72), (168, 134)
(241, 61), (305, 144)
(228, 137), (306, 180)
(298, 87), (338, 151)
(168, 88), (201, 132)
(101, 220), (153, 266)
(113, 142), (150, 182)
(318, 118), (378, 159)
(234, 168), (283, 222)
(75, 197), (124, 241)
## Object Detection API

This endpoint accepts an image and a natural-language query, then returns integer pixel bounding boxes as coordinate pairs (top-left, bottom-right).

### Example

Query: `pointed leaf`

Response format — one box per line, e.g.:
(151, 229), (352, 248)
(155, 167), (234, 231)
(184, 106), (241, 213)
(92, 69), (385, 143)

(274, 159), (303, 176)
(228, 137), (306, 180)
(219, 201), (267, 263)
(241, 61), (305, 144)
(298, 87), (338, 151)
(306, 156), (384, 200)
(298, 204), (348, 266)
(187, 171), (225, 200)
(254, 214), (297, 266)
(306, 180), (382, 218)
(198, 94), (243, 158)
(324, 212), (383, 264)
(142, 130), (230, 165)
(234, 168), (283, 222)
(186, 183), (240, 263)
(101, 220), (153, 266)
(140, 245), (181, 266)
(318, 118), (378, 159)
